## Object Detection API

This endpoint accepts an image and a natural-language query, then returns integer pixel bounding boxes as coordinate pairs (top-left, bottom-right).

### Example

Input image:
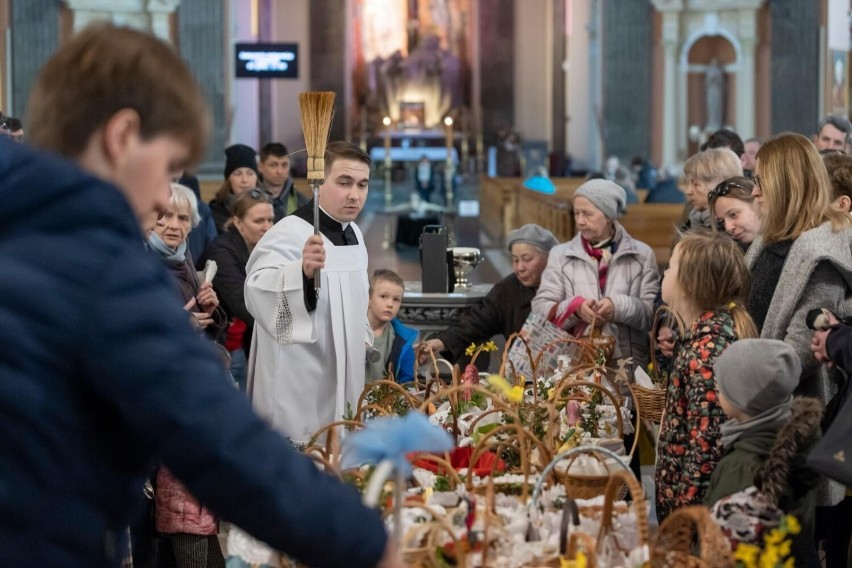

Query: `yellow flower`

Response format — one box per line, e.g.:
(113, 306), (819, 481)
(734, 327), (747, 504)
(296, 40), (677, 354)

(777, 538), (791, 558)
(763, 528), (783, 546)
(484, 340), (498, 352)
(783, 558), (795, 568)
(486, 375), (523, 403)
(760, 546), (779, 568)
(464, 343), (477, 357)
(785, 515), (801, 535)
(734, 543), (760, 567)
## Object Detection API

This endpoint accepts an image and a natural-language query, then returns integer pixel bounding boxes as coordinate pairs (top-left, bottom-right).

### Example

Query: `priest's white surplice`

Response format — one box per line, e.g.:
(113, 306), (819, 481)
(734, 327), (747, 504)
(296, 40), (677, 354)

(244, 215), (369, 444)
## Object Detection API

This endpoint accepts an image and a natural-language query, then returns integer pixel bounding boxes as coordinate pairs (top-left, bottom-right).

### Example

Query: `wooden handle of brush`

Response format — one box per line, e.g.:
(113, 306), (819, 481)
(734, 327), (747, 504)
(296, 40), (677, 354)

(313, 184), (321, 290)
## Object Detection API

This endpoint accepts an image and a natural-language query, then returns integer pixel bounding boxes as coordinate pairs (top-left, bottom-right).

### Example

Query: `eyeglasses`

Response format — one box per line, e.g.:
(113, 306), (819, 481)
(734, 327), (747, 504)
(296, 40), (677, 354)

(707, 179), (753, 202)
(751, 175), (762, 193)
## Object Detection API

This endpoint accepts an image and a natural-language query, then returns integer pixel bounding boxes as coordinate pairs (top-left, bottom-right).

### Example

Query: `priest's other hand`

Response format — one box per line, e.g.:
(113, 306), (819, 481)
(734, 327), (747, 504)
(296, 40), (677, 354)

(302, 234), (326, 279)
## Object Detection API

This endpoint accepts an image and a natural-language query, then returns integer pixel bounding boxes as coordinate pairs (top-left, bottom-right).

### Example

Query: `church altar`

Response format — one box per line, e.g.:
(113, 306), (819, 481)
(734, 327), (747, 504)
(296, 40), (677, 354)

(398, 281), (491, 334)
(369, 146), (459, 163)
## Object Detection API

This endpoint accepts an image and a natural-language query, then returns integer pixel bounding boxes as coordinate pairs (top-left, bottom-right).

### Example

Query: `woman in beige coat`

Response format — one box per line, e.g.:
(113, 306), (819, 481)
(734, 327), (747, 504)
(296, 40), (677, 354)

(532, 179), (661, 368)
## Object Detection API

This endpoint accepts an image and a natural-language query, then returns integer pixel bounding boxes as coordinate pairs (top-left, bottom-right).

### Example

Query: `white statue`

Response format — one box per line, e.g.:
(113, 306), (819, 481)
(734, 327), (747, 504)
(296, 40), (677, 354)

(704, 58), (725, 131)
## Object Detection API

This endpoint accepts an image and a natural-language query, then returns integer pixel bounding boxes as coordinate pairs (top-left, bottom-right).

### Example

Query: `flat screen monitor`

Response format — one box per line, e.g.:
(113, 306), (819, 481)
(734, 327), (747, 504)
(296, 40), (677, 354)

(235, 43), (298, 79)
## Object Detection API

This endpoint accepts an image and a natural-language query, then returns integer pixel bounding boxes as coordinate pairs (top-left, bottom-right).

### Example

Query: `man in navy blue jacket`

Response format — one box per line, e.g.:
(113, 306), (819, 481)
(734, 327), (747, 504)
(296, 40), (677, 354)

(0, 24), (399, 567)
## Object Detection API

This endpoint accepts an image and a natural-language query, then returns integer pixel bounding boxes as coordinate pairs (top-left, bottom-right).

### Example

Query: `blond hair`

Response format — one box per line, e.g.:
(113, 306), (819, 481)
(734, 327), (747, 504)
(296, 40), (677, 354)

(674, 231), (757, 340)
(370, 269), (404, 296)
(755, 132), (851, 244)
(27, 24), (209, 167)
(683, 148), (743, 184)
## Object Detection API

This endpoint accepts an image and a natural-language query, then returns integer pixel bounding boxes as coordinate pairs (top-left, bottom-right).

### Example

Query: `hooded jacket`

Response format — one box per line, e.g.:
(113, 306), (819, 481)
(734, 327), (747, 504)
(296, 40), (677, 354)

(0, 139), (385, 567)
(706, 398), (823, 567)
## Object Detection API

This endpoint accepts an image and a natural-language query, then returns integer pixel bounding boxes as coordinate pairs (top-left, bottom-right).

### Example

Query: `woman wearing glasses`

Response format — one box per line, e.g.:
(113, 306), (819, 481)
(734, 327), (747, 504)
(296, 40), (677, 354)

(199, 189), (275, 391)
(748, 132), (852, 559)
(707, 176), (762, 247)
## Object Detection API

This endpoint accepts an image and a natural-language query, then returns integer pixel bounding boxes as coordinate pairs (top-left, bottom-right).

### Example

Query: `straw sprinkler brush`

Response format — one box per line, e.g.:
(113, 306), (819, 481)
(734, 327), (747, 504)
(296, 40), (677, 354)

(298, 91), (336, 290)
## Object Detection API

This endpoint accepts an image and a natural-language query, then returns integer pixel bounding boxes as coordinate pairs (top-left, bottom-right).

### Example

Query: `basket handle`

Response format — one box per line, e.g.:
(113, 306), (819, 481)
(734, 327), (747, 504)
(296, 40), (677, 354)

(527, 446), (631, 511)
(559, 498), (580, 556)
(596, 470), (650, 554)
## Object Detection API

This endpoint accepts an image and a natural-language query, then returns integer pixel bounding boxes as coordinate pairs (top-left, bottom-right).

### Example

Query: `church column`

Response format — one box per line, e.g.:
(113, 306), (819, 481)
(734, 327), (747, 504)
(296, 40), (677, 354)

(738, 37), (756, 140)
(10, 0), (59, 118)
(736, 6), (761, 141)
(659, 10), (680, 166)
(770, 0), (819, 135)
(177, 0), (226, 170)
(586, 0), (602, 170)
(601, 0), (652, 161)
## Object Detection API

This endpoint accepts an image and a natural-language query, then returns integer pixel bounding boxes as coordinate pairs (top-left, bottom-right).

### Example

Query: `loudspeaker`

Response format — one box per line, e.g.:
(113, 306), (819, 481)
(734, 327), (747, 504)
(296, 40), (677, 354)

(420, 225), (454, 293)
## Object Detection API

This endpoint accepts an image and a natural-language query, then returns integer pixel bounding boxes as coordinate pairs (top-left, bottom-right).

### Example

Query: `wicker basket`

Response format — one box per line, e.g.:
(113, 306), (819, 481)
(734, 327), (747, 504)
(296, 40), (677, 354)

(548, 381), (634, 499)
(651, 505), (733, 568)
(631, 382), (666, 424)
(596, 470), (650, 564)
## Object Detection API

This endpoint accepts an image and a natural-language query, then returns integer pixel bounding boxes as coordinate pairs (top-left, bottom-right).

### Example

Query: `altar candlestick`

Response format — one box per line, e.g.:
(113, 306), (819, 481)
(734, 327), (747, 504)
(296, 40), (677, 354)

(383, 116), (392, 159)
(444, 116), (454, 205)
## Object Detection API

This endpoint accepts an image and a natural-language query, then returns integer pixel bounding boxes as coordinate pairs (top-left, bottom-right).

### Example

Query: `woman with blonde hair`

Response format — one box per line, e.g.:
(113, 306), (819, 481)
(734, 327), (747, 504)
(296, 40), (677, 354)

(748, 133), (852, 404)
(681, 147), (743, 232)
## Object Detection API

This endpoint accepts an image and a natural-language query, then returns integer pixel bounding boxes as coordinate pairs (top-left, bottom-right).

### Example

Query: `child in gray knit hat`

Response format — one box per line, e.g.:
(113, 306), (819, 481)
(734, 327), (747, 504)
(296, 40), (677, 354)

(705, 339), (822, 565)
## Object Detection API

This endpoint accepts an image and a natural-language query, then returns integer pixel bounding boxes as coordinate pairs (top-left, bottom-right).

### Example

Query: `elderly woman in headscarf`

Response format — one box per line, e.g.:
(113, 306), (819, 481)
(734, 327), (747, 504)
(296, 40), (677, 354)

(418, 224), (558, 366)
(532, 179), (660, 368)
(148, 182), (227, 339)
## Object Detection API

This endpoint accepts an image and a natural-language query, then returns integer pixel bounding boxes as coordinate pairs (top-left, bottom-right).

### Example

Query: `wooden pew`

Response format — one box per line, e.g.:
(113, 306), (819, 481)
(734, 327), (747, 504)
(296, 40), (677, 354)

(618, 203), (683, 267)
(515, 188), (573, 243)
(479, 175), (521, 246)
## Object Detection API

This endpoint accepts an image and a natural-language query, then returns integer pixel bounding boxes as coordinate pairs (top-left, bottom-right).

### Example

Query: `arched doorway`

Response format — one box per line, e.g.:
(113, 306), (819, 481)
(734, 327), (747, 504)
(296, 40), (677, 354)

(685, 35), (737, 155)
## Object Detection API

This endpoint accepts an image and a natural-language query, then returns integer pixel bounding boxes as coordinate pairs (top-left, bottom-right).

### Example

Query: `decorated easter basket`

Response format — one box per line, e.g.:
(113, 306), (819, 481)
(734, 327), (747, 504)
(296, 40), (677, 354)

(355, 378), (421, 421)
(547, 381), (637, 499)
(651, 505), (733, 568)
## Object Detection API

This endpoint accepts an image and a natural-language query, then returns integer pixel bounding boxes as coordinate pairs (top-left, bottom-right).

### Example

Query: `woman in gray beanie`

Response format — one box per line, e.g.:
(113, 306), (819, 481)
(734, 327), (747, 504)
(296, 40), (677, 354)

(532, 179), (660, 368)
(418, 223), (558, 366)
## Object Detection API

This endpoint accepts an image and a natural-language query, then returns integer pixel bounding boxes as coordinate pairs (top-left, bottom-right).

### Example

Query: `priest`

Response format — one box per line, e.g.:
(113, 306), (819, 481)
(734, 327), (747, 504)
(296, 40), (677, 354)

(245, 141), (371, 445)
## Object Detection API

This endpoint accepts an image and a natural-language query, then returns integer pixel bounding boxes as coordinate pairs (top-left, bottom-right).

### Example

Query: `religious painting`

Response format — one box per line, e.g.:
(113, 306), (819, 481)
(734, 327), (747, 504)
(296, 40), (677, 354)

(353, 0), (471, 133)
(831, 50), (848, 116)
(399, 101), (426, 129)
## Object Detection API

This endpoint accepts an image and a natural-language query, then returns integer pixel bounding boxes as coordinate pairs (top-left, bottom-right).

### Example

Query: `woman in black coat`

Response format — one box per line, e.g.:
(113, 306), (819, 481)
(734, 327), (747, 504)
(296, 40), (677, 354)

(199, 189), (275, 390)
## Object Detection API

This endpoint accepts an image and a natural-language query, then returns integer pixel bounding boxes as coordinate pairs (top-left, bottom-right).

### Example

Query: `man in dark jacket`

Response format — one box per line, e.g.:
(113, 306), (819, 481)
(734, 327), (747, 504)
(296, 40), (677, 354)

(1, 24), (399, 568)
(258, 142), (309, 221)
(418, 224), (558, 364)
